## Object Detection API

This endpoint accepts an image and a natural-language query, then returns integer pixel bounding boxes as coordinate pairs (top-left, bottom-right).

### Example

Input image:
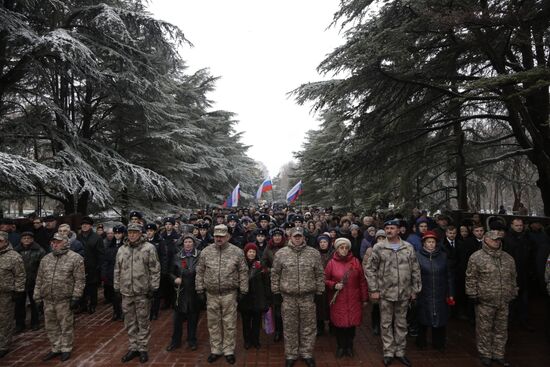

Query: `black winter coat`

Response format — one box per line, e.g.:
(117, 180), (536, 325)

(101, 239), (123, 285)
(229, 225), (246, 249)
(171, 248), (201, 314)
(15, 242), (46, 290)
(503, 231), (535, 290)
(416, 247), (454, 328)
(78, 230), (105, 284)
(159, 232), (179, 275)
(238, 260), (270, 313)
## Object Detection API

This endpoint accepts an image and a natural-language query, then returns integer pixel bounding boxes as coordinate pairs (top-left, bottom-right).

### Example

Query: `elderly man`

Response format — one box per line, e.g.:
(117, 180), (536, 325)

(77, 216), (104, 314)
(365, 219), (421, 367)
(34, 233), (85, 362)
(115, 223), (160, 364)
(466, 230), (517, 367)
(271, 227), (325, 367)
(0, 231), (26, 358)
(196, 224), (248, 365)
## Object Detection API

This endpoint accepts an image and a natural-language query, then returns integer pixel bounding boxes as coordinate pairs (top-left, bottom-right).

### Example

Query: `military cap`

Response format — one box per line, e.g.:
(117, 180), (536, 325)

(81, 216), (94, 225)
(255, 228), (269, 237)
(43, 215), (57, 222)
(485, 230), (504, 240)
(282, 222), (294, 229)
(113, 225), (126, 233)
(289, 227), (304, 237)
(293, 214), (304, 223)
(227, 214), (239, 222)
(21, 231), (34, 238)
(258, 214), (270, 222)
(334, 237), (351, 249)
(213, 224), (229, 236)
(129, 211), (143, 219)
(196, 222), (210, 229)
(145, 223), (157, 231)
(270, 228), (284, 237)
(384, 218), (401, 227)
(52, 233), (68, 241)
(163, 217), (176, 225)
(127, 223), (143, 232)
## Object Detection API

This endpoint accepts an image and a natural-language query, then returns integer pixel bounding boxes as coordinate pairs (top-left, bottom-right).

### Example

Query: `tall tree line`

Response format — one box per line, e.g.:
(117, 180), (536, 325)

(0, 0), (262, 215)
(293, 0), (550, 215)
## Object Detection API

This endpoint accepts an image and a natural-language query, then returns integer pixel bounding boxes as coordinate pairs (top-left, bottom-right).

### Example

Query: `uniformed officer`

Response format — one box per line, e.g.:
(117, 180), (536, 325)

(34, 233), (85, 362)
(271, 227), (325, 367)
(466, 230), (517, 367)
(365, 219), (421, 367)
(0, 231), (26, 358)
(195, 224), (248, 365)
(115, 223), (160, 364)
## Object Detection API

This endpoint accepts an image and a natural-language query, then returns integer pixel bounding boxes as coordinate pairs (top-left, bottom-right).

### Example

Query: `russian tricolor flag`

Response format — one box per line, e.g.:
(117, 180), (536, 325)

(222, 184), (240, 208)
(256, 178), (273, 200)
(286, 180), (303, 203)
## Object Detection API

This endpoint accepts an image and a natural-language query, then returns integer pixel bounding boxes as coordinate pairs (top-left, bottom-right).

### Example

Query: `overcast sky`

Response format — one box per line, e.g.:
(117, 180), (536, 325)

(148, 0), (344, 177)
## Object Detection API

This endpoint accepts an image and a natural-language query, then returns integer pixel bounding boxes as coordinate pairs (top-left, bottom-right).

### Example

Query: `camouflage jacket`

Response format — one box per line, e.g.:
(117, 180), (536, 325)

(33, 248), (85, 302)
(364, 239), (422, 301)
(271, 242), (325, 296)
(195, 242), (248, 294)
(0, 244), (26, 294)
(114, 237), (160, 297)
(546, 254), (550, 296)
(465, 243), (518, 305)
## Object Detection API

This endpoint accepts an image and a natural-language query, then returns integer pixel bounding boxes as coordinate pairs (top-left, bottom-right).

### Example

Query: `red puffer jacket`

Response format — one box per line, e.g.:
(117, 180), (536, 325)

(324, 252), (369, 327)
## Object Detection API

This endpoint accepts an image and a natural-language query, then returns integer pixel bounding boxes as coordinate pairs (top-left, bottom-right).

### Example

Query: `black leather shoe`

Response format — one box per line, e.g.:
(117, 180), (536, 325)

(480, 357), (491, 366)
(493, 359), (510, 367)
(166, 343), (180, 351)
(42, 352), (62, 361)
(207, 354), (222, 363)
(121, 350), (140, 363)
(60, 352), (71, 362)
(383, 356), (394, 366)
(139, 352), (148, 363)
(15, 325), (25, 333)
(225, 355), (236, 364)
(0, 350), (9, 358)
(31, 324), (40, 331)
(274, 332), (282, 342)
(346, 348), (354, 357)
(87, 306), (96, 314)
(396, 356), (412, 367)
(285, 359), (296, 367)
(303, 358), (316, 367)
(336, 348), (345, 358)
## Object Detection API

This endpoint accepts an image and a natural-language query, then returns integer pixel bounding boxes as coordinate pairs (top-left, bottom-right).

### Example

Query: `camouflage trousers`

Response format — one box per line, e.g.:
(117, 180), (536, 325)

(206, 291), (238, 355)
(44, 300), (74, 353)
(475, 302), (509, 359)
(0, 294), (15, 350)
(379, 299), (409, 357)
(122, 295), (152, 352)
(281, 294), (316, 359)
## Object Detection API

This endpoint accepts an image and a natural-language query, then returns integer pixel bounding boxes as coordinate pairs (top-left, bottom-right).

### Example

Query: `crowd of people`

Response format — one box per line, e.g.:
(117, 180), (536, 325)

(0, 206), (549, 367)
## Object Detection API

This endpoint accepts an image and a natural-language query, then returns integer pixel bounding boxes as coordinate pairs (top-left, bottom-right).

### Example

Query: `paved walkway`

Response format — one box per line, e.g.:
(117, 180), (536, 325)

(3, 297), (549, 367)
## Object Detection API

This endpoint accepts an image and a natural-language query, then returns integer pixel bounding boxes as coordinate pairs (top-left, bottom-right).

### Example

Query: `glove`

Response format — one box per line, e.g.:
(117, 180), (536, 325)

(314, 293), (324, 304)
(70, 298), (80, 311)
(446, 297), (456, 306)
(147, 289), (158, 299)
(197, 292), (206, 305)
(273, 293), (283, 305)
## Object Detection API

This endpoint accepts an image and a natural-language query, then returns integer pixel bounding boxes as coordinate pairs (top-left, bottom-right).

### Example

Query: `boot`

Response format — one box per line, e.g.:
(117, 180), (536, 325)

(60, 352), (71, 362)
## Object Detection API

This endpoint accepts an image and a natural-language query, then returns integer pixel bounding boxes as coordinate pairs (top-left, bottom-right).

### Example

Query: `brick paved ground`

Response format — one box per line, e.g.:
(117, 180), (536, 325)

(2, 295), (549, 367)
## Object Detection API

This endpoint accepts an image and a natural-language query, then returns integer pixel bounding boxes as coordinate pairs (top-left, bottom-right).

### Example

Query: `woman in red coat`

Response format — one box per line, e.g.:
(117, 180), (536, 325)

(325, 237), (369, 358)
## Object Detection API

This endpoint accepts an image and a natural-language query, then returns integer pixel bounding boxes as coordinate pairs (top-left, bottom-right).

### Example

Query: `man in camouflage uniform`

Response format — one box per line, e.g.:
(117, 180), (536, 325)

(365, 219), (421, 367)
(34, 233), (85, 362)
(271, 227), (325, 367)
(466, 230), (517, 367)
(114, 223), (160, 364)
(0, 231), (26, 358)
(196, 224), (248, 365)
